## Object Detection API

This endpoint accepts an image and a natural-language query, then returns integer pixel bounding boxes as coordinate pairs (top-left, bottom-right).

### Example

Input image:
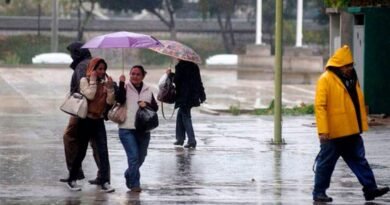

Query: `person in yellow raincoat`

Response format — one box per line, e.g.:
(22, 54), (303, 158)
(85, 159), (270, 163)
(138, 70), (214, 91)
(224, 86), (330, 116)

(313, 45), (389, 202)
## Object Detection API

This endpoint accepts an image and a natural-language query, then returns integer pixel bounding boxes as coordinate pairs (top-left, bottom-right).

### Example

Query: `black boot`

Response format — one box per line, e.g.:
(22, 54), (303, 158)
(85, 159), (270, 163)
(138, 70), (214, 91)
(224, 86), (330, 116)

(364, 187), (390, 201)
(184, 143), (196, 149)
(173, 141), (184, 146)
(313, 193), (333, 202)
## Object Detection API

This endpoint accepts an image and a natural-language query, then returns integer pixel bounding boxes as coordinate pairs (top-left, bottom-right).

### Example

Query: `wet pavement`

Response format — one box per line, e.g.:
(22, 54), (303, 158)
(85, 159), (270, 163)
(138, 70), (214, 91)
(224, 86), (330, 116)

(0, 66), (390, 204)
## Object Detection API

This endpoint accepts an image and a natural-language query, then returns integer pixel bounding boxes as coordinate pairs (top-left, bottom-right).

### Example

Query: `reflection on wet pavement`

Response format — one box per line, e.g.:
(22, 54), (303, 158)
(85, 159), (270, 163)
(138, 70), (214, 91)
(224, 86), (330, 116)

(0, 67), (390, 204)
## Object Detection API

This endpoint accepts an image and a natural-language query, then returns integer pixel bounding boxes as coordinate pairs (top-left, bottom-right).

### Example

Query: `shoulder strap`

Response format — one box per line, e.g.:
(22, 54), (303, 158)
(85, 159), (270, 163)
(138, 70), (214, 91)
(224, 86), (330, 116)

(161, 102), (175, 120)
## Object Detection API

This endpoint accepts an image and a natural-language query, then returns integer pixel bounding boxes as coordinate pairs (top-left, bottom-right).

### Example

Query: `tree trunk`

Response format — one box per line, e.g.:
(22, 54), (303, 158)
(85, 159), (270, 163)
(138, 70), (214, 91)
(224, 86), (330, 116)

(170, 26), (177, 40)
(217, 12), (232, 53)
(165, 0), (177, 40)
(226, 14), (235, 48)
(77, 0), (82, 41)
(37, 3), (41, 37)
(76, 0), (95, 41)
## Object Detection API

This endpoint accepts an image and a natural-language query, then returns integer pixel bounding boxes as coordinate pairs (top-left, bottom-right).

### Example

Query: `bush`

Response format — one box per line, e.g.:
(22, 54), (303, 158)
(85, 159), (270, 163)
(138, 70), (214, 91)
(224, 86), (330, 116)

(3, 52), (21, 64)
(0, 34), (75, 64)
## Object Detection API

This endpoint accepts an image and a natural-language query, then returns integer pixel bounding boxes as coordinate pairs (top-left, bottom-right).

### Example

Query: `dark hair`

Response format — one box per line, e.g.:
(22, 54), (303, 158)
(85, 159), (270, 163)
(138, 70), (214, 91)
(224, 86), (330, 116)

(131, 65), (147, 77)
(94, 59), (107, 71)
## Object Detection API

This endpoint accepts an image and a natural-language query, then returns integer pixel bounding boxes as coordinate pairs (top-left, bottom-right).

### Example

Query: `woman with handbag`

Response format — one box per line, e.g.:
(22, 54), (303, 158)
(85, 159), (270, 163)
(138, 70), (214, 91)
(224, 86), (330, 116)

(66, 57), (115, 193)
(116, 65), (158, 192)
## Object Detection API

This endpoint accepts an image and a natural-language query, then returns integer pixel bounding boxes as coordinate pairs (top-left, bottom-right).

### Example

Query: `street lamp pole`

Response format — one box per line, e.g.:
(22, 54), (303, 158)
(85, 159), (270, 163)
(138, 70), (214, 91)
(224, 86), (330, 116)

(255, 0), (262, 45)
(273, 0), (283, 144)
(296, 0), (303, 47)
(51, 0), (59, 52)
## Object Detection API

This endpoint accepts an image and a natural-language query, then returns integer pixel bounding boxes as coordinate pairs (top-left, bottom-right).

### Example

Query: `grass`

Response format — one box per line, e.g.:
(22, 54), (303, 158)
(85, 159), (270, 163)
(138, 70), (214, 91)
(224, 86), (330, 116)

(253, 100), (314, 116)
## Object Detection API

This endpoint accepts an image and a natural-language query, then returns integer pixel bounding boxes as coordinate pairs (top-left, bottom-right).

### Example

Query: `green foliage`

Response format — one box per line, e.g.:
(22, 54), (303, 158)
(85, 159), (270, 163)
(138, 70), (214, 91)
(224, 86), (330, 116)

(304, 29), (328, 46)
(0, 35), (73, 64)
(3, 52), (20, 64)
(229, 105), (241, 116)
(0, 0), (74, 16)
(283, 20), (296, 46)
(324, 0), (351, 8)
(283, 104), (314, 115)
(254, 100), (314, 116)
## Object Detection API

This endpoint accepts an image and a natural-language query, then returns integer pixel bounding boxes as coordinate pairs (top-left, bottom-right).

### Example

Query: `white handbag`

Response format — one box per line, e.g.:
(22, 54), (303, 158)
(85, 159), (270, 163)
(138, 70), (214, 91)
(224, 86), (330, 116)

(60, 92), (88, 119)
(108, 103), (127, 123)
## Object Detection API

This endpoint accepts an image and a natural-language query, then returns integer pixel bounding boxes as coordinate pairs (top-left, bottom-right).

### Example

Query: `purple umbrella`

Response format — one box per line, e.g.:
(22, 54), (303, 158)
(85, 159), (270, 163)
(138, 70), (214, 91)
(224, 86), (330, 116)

(82, 31), (161, 72)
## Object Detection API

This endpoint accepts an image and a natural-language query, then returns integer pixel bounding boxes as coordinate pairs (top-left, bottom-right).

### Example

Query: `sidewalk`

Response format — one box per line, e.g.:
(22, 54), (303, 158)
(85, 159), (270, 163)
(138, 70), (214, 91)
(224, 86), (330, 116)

(0, 66), (389, 204)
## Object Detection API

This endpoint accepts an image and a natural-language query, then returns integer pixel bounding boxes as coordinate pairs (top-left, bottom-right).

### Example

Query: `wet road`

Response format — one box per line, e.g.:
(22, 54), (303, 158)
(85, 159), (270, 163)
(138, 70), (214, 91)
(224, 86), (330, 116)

(0, 67), (389, 204)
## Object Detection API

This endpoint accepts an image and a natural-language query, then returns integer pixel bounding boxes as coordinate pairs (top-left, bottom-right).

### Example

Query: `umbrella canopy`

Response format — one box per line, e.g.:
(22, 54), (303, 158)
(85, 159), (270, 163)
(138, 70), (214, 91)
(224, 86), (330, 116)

(148, 40), (202, 64)
(82, 31), (161, 49)
(82, 31), (161, 73)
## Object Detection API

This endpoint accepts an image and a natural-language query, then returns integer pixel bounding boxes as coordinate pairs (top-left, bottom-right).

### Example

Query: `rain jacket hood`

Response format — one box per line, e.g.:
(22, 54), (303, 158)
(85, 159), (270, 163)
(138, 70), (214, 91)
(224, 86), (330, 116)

(315, 45), (368, 139)
(86, 57), (107, 78)
(325, 45), (353, 69)
(67, 41), (91, 70)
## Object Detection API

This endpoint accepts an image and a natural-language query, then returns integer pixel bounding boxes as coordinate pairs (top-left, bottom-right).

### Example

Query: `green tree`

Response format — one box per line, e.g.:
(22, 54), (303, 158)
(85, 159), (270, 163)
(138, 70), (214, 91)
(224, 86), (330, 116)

(98, 0), (183, 40)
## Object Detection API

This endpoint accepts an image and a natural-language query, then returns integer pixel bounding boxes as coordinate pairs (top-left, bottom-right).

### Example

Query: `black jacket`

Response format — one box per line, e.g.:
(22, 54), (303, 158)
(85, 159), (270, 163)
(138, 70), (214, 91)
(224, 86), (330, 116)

(67, 41), (91, 94)
(173, 60), (206, 109)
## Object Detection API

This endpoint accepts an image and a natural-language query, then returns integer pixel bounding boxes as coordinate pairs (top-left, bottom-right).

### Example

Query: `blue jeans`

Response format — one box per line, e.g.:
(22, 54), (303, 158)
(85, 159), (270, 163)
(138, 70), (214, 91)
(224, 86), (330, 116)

(176, 106), (196, 144)
(118, 129), (150, 188)
(313, 134), (377, 196)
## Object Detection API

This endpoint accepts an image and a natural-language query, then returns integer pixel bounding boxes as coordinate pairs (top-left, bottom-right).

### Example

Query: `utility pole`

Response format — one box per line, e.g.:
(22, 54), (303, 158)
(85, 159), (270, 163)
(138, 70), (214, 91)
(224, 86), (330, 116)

(255, 0), (262, 45)
(296, 0), (303, 47)
(51, 0), (59, 52)
(273, 0), (283, 144)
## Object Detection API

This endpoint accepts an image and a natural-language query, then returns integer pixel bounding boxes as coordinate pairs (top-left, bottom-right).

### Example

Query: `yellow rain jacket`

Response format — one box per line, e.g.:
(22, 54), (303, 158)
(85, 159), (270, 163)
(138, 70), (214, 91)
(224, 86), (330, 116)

(315, 45), (368, 139)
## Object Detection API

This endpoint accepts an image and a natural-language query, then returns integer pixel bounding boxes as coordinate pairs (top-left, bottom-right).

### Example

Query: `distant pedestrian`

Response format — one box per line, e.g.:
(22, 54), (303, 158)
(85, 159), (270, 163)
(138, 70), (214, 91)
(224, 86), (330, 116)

(115, 65), (158, 192)
(66, 57), (115, 193)
(167, 60), (206, 149)
(61, 42), (105, 184)
(313, 45), (389, 202)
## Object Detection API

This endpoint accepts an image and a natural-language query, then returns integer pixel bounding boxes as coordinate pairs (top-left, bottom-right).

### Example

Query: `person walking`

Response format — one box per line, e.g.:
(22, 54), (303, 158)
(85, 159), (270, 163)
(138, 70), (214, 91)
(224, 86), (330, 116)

(61, 42), (104, 184)
(167, 60), (206, 149)
(115, 65), (158, 192)
(313, 45), (389, 202)
(66, 57), (115, 193)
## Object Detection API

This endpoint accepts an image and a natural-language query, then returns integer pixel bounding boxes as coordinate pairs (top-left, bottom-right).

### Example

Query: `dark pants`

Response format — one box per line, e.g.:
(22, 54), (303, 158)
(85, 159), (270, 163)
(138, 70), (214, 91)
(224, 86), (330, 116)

(176, 106), (196, 145)
(313, 134), (377, 196)
(63, 116), (102, 180)
(68, 118), (110, 184)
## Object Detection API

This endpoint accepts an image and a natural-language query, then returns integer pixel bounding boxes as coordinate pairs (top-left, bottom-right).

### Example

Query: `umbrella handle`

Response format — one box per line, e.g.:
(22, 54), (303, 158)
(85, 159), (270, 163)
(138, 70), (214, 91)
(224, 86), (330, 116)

(121, 48), (124, 75)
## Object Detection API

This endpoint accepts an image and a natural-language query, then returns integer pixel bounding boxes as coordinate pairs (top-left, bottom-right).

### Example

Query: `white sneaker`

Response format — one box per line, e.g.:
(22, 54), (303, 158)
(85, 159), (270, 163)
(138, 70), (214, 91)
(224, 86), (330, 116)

(67, 180), (81, 191)
(101, 182), (115, 193)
